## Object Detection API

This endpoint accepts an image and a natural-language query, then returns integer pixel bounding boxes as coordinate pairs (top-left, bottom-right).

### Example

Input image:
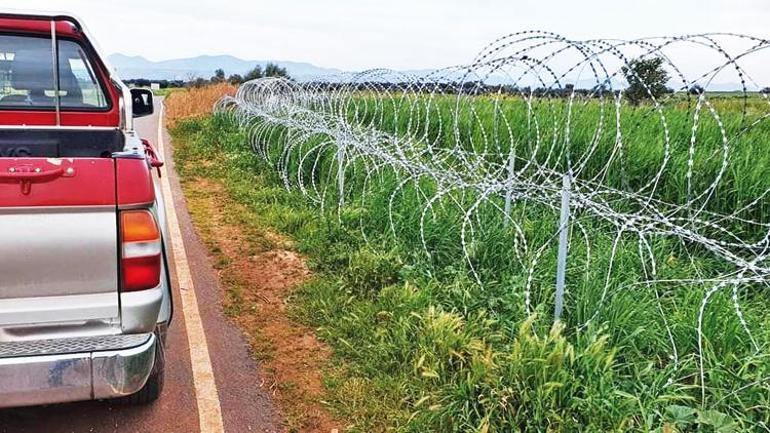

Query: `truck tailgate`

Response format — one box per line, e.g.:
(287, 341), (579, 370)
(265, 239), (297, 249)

(0, 158), (118, 326)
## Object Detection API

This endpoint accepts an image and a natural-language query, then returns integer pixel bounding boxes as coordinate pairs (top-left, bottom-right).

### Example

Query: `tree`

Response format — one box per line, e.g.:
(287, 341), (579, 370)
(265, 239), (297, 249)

(211, 68), (226, 83)
(622, 57), (670, 105)
(264, 62), (289, 79)
(242, 63), (291, 82)
(244, 65), (263, 82)
(562, 83), (575, 97)
(190, 77), (208, 88)
(132, 78), (150, 88)
(689, 84), (704, 95)
(228, 74), (244, 85)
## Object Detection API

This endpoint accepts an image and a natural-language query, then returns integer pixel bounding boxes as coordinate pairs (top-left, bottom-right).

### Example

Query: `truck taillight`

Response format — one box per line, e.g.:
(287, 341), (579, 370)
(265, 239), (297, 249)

(120, 209), (161, 292)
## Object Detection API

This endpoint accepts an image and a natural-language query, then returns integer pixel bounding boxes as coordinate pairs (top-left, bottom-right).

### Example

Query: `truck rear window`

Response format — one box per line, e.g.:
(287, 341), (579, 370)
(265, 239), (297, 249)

(0, 34), (109, 110)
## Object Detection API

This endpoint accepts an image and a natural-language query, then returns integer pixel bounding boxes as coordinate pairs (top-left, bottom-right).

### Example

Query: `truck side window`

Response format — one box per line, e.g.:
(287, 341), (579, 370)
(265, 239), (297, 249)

(0, 34), (109, 110)
(58, 40), (108, 109)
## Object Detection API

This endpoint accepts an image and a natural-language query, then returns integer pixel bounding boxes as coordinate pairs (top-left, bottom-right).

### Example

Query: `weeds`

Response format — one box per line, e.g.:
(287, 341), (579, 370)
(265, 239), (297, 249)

(164, 83), (236, 126)
(170, 90), (770, 431)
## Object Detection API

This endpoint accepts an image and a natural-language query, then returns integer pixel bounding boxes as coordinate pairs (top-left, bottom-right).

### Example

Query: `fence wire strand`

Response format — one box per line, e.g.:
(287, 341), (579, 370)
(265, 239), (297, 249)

(215, 31), (770, 401)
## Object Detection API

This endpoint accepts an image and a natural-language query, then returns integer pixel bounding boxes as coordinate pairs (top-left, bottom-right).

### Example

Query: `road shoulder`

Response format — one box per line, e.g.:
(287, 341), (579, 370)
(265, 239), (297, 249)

(161, 110), (285, 433)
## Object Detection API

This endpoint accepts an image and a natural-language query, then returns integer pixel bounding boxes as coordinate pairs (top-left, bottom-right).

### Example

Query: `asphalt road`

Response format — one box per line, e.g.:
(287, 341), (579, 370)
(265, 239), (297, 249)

(0, 103), (282, 433)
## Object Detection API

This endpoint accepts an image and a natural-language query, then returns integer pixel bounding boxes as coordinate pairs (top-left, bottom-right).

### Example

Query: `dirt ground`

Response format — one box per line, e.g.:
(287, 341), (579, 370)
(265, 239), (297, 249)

(181, 178), (341, 433)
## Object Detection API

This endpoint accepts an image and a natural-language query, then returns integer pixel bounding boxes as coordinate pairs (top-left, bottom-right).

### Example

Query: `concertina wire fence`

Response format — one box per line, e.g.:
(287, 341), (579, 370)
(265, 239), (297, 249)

(214, 31), (770, 400)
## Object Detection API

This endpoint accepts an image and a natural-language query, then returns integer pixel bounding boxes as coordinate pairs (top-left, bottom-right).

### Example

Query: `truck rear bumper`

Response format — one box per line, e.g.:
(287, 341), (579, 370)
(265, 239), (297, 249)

(0, 333), (155, 408)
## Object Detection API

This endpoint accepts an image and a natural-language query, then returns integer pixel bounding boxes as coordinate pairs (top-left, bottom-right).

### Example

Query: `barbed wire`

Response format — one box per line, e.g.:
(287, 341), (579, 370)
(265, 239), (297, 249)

(215, 31), (770, 400)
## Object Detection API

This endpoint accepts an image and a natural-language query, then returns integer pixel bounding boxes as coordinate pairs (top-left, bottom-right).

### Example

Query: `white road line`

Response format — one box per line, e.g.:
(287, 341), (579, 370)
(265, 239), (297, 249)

(157, 101), (225, 433)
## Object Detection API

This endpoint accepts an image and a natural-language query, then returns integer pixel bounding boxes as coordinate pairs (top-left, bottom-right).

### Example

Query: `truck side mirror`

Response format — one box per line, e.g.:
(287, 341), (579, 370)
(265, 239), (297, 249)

(131, 88), (154, 118)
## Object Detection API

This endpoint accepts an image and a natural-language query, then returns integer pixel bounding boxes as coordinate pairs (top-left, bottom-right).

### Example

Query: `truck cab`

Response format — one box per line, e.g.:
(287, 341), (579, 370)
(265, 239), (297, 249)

(0, 11), (171, 407)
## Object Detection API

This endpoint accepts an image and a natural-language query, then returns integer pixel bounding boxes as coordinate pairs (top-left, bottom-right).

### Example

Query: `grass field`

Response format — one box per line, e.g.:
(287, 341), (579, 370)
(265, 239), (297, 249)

(171, 87), (770, 432)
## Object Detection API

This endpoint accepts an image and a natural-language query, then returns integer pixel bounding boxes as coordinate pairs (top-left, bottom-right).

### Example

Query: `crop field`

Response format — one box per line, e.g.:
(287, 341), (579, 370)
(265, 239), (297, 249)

(173, 32), (770, 432)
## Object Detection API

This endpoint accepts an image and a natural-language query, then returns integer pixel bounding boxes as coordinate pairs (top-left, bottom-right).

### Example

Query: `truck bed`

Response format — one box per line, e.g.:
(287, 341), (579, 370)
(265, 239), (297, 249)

(0, 129), (125, 158)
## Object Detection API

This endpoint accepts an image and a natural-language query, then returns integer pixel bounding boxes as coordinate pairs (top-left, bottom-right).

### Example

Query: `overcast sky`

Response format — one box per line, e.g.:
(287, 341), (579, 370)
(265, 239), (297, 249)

(1, 0), (768, 71)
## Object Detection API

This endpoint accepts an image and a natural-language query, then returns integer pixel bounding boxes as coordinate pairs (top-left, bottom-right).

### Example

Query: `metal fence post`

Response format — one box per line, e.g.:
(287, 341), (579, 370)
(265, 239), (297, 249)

(337, 145), (345, 207)
(503, 148), (515, 227)
(554, 172), (572, 323)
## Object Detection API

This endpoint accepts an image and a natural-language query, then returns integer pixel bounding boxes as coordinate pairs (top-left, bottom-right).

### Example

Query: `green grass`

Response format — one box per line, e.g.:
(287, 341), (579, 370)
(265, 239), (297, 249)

(343, 93), (770, 219)
(171, 93), (770, 432)
(153, 87), (185, 97)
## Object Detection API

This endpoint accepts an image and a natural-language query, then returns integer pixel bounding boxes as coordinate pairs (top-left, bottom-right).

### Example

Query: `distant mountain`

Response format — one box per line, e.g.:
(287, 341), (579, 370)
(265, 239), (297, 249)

(107, 54), (758, 92)
(108, 53), (344, 82)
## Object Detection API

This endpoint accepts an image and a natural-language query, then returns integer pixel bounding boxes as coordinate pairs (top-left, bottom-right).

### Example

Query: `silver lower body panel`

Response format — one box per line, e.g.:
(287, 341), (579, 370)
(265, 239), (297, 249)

(0, 333), (156, 408)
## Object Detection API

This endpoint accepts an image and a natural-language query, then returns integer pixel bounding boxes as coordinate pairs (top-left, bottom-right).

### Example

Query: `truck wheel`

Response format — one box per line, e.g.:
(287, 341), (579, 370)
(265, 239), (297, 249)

(122, 334), (165, 405)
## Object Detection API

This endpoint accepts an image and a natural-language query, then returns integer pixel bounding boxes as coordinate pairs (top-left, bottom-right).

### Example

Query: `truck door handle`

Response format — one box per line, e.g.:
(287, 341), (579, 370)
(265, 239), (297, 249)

(0, 166), (74, 195)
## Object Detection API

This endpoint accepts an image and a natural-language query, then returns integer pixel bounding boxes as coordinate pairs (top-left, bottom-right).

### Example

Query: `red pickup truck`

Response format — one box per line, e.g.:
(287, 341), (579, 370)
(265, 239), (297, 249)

(0, 11), (171, 407)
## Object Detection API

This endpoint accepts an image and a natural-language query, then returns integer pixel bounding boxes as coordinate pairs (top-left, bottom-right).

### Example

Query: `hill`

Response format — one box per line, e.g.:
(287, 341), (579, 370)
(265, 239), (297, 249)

(108, 53), (344, 81)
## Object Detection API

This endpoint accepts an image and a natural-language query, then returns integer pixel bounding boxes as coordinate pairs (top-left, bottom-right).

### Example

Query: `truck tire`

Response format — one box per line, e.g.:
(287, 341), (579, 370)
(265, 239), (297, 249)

(122, 333), (165, 405)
